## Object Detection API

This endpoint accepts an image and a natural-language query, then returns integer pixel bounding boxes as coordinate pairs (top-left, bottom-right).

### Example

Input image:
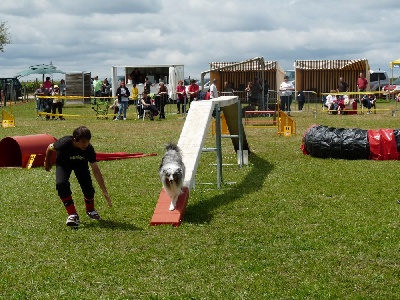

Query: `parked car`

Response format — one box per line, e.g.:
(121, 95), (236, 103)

(382, 77), (400, 93)
(369, 70), (389, 91)
(0, 77), (22, 103)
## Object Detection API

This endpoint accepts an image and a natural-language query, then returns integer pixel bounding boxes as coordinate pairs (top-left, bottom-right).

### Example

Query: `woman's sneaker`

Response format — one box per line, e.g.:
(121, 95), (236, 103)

(66, 214), (80, 226)
(86, 210), (101, 220)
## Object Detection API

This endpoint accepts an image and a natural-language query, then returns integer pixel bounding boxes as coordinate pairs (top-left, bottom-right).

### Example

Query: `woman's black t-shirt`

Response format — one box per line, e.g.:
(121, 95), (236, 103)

(53, 136), (96, 167)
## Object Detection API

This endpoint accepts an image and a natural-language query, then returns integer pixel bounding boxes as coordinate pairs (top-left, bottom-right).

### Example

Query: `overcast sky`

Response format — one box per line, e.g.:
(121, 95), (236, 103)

(1, 0), (399, 82)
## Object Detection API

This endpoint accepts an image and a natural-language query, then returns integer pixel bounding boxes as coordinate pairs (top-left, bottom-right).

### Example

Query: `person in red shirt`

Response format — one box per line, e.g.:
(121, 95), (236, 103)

(357, 72), (368, 92)
(186, 79), (199, 112)
(43, 76), (53, 92)
(175, 80), (186, 114)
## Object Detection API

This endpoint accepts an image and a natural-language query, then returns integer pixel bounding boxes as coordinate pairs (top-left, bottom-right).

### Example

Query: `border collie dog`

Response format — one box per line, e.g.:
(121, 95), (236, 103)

(159, 143), (185, 211)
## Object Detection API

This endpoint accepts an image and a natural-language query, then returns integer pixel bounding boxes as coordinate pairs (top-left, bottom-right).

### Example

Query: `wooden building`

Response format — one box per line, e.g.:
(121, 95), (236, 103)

(294, 59), (370, 94)
(202, 57), (285, 96)
(65, 72), (92, 104)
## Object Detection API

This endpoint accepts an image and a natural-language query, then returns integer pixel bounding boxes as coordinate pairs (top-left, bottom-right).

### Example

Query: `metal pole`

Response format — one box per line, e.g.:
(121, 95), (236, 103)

(237, 99), (243, 167)
(215, 104), (223, 188)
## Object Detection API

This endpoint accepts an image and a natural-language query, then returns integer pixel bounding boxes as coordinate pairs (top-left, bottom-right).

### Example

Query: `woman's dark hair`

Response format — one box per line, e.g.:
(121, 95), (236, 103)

(73, 126), (91, 141)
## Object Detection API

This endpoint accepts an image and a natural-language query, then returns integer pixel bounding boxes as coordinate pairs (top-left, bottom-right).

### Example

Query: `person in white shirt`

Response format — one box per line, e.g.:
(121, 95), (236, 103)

(115, 80), (130, 120)
(210, 79), (219, 99)
(279, 76), (294, 113)
(325, 90), (337, 112)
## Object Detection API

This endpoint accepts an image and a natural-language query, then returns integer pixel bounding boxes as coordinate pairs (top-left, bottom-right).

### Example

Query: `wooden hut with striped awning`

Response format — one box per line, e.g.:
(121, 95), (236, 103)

(203, 57), (285, 95)
(294, 59), (370, 94)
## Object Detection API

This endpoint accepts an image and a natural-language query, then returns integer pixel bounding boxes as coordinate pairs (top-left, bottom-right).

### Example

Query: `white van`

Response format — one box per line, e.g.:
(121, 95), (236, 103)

(111, 65), (184, 100)
(369, 70), (389, 91)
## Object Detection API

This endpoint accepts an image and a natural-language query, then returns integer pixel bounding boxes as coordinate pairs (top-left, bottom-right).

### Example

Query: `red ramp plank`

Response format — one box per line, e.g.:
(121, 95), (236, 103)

(150, 187), (189, 226)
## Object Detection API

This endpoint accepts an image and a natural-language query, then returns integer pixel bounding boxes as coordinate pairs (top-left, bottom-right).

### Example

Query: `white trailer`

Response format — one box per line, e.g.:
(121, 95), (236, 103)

(111, 65), (184, 100)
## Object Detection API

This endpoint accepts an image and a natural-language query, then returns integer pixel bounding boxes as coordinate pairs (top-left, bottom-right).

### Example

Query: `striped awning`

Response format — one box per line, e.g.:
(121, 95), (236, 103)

(294, 59), (368, 70)
(209, 58), (278, 72)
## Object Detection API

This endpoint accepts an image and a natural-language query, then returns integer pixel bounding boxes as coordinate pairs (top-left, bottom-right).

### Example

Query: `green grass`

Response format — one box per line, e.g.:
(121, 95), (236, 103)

(1, 99), (400, 299)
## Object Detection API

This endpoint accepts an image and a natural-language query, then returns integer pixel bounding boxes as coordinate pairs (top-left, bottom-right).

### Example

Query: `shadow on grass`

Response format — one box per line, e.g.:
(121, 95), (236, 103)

(184, 153), (273, 224)
(82, 219), (141, 231)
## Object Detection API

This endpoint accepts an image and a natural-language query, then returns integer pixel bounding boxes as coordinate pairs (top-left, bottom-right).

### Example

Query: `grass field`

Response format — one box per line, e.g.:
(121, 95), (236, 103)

(1, 98), (400, 299)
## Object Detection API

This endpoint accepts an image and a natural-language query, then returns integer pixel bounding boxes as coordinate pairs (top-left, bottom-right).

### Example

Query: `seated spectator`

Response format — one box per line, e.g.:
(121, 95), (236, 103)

(140, 91), (159, 121)
(325, 90), (337, 112)
(361, 93), (376, 114)
(109, 98), (120, 120)
(336, 96), (346, 114)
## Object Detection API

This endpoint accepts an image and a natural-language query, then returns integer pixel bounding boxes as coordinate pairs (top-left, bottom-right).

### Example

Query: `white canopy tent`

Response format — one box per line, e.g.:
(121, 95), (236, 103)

(389, 59), (400, 104)
(389, 58), (400, 80)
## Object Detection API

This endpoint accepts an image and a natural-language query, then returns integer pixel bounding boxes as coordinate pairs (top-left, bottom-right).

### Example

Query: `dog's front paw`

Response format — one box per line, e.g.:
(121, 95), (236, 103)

(169, 202), (176, 211)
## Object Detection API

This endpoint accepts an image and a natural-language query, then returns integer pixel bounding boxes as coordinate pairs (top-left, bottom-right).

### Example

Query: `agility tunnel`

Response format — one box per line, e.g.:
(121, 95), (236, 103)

(0, 134), (57, 168)
(0, 134), (157, 168)
(301, 125), (400, 160)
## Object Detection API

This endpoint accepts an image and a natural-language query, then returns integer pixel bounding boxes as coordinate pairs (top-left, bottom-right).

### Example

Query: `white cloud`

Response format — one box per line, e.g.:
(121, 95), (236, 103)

(0, 0), (399, 81)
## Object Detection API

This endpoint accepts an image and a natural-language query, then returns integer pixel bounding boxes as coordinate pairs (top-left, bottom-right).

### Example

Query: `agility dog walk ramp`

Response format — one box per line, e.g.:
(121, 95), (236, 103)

(150, 96), (249, 226)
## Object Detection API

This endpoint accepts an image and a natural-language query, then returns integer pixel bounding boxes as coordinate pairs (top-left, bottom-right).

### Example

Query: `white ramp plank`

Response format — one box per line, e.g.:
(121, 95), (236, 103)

(177, 96), (239, 188)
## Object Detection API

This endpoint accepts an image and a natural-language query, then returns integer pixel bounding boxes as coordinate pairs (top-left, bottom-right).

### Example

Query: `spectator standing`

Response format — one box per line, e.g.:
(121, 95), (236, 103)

(144, 77), (153, 94)
(51, 85), (64, 120)
(42, 87), (53, 120)
(250, 77), (262, 106)
(187, 79), (200, 111)
(130, 83), (139, 105)
(34, 84), (45, 113)
(44, 126), (112, 227)
(92, 76), (102, 104)
(210, 79), (219, 99)
(279, 76), (295, 113)
(115, 80), (130, 120)
(336, 76), (349, 104)
(263, 80), (270, 109)
(43, 76), (52, 91)
(357, 73), (368, 92)
(59, 79), (66, 96)
(245, 82), (253, 104)
(337, 77), (349, 93)
(102, 78), (111, 98)
(223, 81), (234, 95)
(131, 68), (141, 84)
(175, 80), (186, 114)
(297, 91), (306, 111)
(58, 79), (66, 107)
(157, 82), (168, 119)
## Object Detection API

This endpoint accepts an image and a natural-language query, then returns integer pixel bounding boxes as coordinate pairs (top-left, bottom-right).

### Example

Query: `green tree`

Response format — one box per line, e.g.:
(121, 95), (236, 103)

(0, 22), (11, 52)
